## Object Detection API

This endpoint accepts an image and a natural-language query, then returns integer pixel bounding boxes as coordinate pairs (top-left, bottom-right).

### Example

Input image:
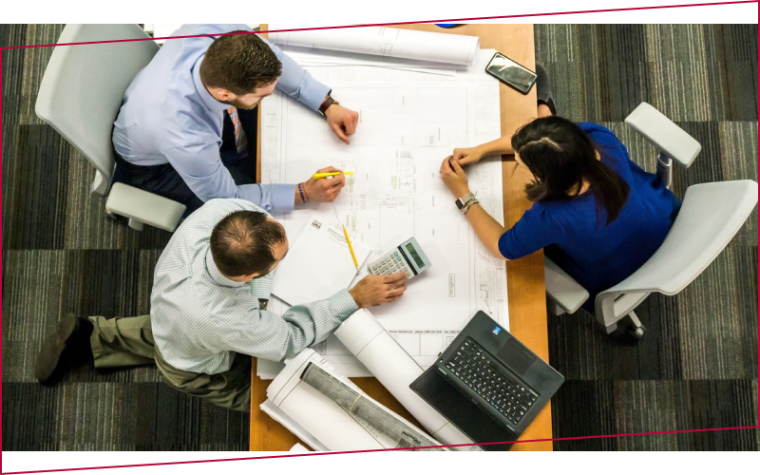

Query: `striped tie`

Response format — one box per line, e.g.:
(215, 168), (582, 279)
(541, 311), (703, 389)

(226, 107), (248, 158)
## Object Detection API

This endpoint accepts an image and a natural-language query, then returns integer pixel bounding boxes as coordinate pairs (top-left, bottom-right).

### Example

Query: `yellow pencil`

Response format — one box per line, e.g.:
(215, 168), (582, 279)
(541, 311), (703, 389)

(342, 225), (360, 270)
(313, 171), (355, 179)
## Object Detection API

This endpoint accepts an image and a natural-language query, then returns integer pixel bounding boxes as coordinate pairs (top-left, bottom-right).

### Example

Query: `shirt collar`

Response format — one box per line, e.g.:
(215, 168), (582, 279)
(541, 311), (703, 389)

(204, 249), (246, 288)
(192, 55), (231, 114)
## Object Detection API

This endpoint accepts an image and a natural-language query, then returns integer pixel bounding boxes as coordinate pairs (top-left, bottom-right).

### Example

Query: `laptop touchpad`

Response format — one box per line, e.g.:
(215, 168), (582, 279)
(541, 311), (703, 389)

(497, 339), (536, 376)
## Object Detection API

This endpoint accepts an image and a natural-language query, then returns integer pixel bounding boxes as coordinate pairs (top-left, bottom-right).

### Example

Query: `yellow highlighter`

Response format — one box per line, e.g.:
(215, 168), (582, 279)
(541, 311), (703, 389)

(342, 225), (360, 270)
(313, 171), (355, 179)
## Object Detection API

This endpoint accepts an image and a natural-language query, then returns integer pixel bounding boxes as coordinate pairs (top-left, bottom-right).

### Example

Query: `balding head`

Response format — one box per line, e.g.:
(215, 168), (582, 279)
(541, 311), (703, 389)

(210, 211), (288, 279)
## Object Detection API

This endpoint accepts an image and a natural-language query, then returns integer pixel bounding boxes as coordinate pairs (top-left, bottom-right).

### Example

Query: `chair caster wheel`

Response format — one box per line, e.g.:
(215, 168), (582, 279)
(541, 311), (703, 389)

(628, 325), (646, 339)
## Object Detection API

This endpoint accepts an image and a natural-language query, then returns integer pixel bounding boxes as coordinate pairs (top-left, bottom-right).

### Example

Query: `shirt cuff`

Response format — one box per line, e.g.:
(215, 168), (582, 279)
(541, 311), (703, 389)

(271, 184), (297, 212)
(329, 289), (360, 322)
(301, 80), (332, 113)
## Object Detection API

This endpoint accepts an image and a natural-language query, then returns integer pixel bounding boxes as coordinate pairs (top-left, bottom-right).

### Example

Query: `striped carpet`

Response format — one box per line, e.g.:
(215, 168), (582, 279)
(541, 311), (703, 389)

(536, 24), (758, 451)
(2, 24), (757, 451)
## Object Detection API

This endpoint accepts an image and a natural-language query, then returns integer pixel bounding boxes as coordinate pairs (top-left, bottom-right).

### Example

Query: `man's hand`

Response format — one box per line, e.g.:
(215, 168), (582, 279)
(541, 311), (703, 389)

(440, 156), (471, 198)
(302, 167), (346, 203)
(349, 273), (408, 308)
(325, 105), (359, 145)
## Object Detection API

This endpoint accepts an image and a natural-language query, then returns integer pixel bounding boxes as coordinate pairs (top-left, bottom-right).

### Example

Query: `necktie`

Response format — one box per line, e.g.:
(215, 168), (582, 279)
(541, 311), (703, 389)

(226, 107), (248, 158)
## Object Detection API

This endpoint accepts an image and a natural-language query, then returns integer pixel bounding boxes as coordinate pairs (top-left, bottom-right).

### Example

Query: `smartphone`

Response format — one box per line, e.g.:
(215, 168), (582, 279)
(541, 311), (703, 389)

(485, 52), (538, 95)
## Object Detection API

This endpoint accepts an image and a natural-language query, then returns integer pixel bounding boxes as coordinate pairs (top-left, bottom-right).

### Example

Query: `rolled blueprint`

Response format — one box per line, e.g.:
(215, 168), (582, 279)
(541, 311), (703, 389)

(266, 349), (445, 451)
(268, 26), (480, 66)
(334, 309), (480, 450)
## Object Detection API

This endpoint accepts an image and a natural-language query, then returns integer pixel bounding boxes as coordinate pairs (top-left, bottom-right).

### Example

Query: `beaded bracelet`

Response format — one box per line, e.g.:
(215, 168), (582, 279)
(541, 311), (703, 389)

(298, 183), (308, 203)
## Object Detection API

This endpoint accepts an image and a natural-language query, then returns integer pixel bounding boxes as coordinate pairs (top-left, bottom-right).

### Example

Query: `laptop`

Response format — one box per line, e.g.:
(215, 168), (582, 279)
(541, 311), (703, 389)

(410, 311), (564, 451)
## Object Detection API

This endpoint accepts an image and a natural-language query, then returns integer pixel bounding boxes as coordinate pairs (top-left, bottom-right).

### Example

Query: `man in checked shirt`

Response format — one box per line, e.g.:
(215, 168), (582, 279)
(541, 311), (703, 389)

(35, 199), (408, 411)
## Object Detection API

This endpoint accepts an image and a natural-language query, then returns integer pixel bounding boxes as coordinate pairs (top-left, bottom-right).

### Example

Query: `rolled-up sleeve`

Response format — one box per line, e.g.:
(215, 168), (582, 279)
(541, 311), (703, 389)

(498, 205), (565, 260)
(222, 289), (359, 362)
(262, 38), (331, 112)
(163, 143), (295, 213)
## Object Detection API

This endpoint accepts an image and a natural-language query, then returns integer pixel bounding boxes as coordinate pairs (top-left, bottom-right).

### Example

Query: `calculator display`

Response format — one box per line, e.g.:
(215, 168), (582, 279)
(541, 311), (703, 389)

(405, 244), (425, 268)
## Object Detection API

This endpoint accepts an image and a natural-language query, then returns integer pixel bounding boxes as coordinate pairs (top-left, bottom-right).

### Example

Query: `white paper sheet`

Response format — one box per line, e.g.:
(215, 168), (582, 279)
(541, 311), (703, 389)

(271, 216), (370, 306)
(260, 50), (508, 378)
(260, 400), (329, 452)
(282, 48), (458, 76)
(268, 26), (480, 67)
(265, 349), (445, 451)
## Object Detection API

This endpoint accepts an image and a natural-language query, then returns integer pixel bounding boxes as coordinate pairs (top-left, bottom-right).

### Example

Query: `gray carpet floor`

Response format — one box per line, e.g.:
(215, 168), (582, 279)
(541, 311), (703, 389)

(2, 24), (758, 451)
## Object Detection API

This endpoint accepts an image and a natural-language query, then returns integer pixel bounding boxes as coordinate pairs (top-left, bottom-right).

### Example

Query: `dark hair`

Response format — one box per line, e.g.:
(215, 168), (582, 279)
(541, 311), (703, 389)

(210, 211), (287, 277)
(199, 31), (282, 95)
(511, 116), (630, 225)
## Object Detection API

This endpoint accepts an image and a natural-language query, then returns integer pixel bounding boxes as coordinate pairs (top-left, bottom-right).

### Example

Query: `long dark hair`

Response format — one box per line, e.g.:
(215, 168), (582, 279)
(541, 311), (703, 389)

(511, 116), (630, 225)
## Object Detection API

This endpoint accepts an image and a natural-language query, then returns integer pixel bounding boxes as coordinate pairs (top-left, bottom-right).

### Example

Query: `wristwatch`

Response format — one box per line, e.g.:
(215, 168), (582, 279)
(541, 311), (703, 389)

(318, 94), (339, 117)
(462, 198), (479, 214)
(456, 193), (475, 213)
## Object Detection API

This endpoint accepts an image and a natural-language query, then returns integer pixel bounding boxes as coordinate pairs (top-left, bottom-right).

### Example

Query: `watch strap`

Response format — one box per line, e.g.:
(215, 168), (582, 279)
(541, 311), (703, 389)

(319, 95), (339, 116)
(455, 193), (476, 210)
(462, 198), (479, 214)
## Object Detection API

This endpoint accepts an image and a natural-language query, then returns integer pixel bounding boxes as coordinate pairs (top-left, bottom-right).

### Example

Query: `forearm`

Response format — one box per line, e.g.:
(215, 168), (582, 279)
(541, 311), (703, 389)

(465, 204), (509, 260)
(476, 136), (514, 156)
(277, 289), (359, 359)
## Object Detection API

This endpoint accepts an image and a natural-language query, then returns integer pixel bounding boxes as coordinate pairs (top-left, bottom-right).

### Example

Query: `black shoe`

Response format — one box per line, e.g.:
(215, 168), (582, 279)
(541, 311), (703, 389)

(535, 62), (557, 116)
(35, 315), (94, 384)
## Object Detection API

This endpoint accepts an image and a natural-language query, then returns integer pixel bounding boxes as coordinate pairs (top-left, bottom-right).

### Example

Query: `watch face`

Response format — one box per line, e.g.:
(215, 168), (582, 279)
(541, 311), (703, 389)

(455, 199), (465, 210)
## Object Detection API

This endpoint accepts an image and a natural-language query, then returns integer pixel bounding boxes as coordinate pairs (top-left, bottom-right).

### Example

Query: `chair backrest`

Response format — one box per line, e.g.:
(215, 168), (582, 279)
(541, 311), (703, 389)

(35, 24), (158, 187)
(598, 180), (758, 305)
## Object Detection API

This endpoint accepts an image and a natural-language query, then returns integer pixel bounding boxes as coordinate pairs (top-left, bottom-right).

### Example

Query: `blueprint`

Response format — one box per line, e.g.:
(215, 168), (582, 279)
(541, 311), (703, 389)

(269, 26), (480, 66)
(259, 50), (508, 378)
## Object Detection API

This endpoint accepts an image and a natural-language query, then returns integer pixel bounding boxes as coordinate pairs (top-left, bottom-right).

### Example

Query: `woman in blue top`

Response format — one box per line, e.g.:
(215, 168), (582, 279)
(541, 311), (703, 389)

(439, 67), (680, 310)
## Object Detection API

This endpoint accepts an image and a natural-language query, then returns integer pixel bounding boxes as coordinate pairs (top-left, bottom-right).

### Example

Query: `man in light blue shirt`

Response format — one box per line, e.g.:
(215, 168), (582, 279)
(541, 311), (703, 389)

(113, 24), (359, 214)
(35, 199), (409, 411)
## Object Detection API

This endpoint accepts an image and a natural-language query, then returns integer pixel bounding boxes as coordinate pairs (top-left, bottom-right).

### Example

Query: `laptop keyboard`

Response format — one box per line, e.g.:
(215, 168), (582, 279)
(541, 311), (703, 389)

(444, 338), (539, 426)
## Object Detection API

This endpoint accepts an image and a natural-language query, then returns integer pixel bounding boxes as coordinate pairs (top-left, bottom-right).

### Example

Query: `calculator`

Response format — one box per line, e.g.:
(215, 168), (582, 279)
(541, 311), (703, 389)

(368, 238), (431, 280)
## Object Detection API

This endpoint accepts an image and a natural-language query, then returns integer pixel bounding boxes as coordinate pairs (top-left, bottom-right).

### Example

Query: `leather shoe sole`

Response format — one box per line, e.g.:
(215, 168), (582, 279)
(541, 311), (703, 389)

(35, 315), (81, 384)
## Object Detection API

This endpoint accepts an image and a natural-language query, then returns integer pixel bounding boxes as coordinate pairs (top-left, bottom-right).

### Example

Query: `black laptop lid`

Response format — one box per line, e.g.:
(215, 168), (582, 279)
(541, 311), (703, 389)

(410, 311), (564, 449)
(410, 365), (517, 451)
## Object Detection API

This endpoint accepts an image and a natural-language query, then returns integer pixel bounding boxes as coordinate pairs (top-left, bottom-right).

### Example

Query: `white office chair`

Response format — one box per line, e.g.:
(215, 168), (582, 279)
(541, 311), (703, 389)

(545, 103), (758, 338)
(35, 24), (186, 232)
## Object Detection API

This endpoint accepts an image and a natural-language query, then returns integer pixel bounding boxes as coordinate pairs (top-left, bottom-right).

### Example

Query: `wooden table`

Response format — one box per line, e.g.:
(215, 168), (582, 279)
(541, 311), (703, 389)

(251, 24), (551, 451)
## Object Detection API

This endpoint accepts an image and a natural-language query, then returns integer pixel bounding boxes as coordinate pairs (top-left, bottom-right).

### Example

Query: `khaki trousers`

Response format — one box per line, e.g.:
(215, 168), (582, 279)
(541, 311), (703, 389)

(88, 315), (252, 412)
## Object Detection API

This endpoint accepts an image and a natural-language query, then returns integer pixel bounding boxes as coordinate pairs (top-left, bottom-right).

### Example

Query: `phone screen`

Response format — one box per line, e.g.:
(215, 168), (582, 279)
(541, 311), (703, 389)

(486, 53), (537, 94)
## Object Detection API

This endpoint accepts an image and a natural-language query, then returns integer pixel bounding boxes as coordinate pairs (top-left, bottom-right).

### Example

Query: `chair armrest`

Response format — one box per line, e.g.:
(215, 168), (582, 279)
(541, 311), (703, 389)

(105, 183), (186, 233)
(545, 257), (590, 314)
(625, 102), (701, 167)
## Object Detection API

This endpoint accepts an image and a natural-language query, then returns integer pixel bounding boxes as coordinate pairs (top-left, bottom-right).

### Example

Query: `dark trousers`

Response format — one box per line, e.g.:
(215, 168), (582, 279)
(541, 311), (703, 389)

(113, 108), (259, 216)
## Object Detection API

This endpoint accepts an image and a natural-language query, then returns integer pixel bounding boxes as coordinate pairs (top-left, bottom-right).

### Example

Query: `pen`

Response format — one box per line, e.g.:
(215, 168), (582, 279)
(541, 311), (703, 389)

(312, 171), (355, 179)
(342, 225), (360, 270)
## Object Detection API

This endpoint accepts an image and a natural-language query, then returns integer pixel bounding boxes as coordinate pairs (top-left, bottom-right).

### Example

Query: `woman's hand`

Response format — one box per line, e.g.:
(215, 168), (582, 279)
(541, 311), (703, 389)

(452, 146), (485, 166)
(440, 156), (470, 198)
